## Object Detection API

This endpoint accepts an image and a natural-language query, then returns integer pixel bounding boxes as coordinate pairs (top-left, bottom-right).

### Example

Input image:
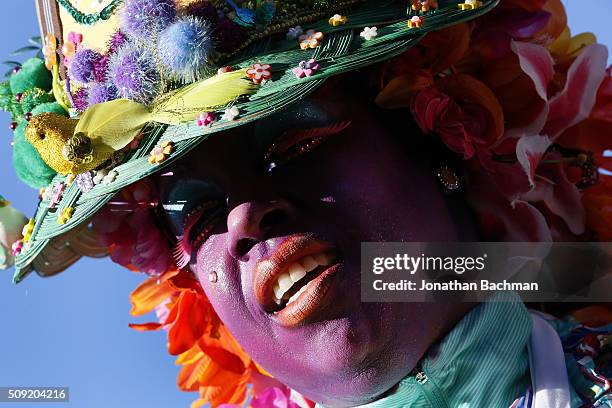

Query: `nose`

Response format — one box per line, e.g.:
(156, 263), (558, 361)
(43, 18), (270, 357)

(226, 200), (294, 260)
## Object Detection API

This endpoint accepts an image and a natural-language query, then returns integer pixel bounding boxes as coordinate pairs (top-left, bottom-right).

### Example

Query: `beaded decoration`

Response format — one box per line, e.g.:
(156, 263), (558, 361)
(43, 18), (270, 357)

(209, 0), (365, 61)
(56, 0), (123, 25)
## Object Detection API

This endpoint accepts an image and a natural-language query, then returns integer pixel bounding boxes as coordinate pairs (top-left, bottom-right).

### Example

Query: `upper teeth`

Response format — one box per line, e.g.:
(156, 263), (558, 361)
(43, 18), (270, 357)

(273, 252), (332, 305)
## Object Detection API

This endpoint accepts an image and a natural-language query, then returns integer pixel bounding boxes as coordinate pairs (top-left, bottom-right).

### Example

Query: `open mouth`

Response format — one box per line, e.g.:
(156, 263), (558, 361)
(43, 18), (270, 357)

(254, 234), (341, 327)
(273, 252), (336, 308)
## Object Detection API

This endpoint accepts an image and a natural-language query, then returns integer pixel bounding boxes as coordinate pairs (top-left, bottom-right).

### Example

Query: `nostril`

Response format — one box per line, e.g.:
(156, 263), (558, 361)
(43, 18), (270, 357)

(260, 208), (287, 230)
(226, 201), (294, 261)
(236, 238), (258, 258)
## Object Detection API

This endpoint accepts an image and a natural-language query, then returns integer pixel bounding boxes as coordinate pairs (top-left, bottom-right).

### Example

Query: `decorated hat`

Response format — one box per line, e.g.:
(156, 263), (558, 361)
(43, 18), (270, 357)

(4, 2), (612, 407)
(2, 0), (499, 282)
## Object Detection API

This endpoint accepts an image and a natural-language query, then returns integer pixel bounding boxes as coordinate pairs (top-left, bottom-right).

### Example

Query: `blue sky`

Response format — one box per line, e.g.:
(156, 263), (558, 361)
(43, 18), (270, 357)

(0, 1), (610, 408)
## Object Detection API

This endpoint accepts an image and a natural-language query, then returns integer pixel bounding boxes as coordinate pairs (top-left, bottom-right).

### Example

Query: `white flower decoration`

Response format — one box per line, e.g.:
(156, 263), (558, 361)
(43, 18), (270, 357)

(286, 26), (303, 40)
(41, 187), (53, 201)
(0, 202), (27, 270)
(360, 26), (378, 41)
(222, 107), (240, 121)
(93, 169), (108, 185)
(102, 170), (118, 185)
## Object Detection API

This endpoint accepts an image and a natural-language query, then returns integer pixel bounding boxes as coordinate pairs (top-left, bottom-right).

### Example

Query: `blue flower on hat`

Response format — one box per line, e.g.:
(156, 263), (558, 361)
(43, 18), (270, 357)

(158, 16), (214, 83)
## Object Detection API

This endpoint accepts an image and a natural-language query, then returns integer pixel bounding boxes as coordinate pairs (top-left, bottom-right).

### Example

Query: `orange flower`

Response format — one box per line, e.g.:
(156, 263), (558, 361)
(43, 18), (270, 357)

(168, 291), (210, 355)
(375, 23), (471, 109)
(573, 305), (612, 327)
(299, 30), (324, 50)
(375, 69), (434, 109)
(479, 54), (546, 134)
(129, 269), (256, 407)
(148, 141), (174, 164)
(558, 70), (612, 240)
(43, 33), (57, 70)
(536, 0), (567, 45)
(407, 16), (425, 29)
(129, 270), (179, 317)
(420, 23), (471, 73)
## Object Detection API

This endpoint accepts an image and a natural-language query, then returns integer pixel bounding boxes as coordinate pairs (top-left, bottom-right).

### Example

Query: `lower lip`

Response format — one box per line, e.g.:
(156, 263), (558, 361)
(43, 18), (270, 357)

(273, 263), (341, 328)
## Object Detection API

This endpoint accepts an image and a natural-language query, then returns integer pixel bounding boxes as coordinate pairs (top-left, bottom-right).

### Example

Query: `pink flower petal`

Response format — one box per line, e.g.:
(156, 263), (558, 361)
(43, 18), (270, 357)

(504, 41), (554, 139)
(251, 386), (300, 408)
(542, 43), (609, 139)
(521, 153), (586, 235)
(469, 173), (552, 242)
(516, 134), (552, 187)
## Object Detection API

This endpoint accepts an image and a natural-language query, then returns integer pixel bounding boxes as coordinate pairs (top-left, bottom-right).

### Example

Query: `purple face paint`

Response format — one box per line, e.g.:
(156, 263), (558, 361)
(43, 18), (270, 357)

(157, 84), (474, 406)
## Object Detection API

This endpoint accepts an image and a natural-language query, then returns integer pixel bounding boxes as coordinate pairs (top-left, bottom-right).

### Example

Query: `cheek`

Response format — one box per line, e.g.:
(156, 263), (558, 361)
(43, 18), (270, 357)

(192, 234), (273, 354)
(310, 124), (458, 242)
(192, 234), (248, 325)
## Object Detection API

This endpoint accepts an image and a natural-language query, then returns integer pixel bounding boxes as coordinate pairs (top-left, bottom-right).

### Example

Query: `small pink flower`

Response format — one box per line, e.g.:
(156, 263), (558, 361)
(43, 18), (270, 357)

(251, 386), (301, 408)
(62, 32), (83, 66)
(292, 59), (320, 79)
(11, 240), (23, 256)
(246, 63), (272, 84)
(49, 183), (66, 209)
(62, 41), (76, 65)
(197, 112), (215, 127)
(68, 32), (83, 45)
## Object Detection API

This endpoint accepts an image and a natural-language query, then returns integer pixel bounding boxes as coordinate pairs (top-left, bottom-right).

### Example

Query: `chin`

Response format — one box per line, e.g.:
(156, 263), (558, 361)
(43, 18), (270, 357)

(248, 303), (411, 407)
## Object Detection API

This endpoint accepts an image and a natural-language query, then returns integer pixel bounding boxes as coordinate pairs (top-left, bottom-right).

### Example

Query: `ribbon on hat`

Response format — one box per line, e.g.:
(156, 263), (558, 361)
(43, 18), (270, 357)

(26, 70), (257, 175)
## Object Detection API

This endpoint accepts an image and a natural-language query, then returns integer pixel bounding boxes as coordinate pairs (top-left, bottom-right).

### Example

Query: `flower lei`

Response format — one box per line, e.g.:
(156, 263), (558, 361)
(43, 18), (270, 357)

(94, 0), (611, 406)
(376, 0), (611, 242)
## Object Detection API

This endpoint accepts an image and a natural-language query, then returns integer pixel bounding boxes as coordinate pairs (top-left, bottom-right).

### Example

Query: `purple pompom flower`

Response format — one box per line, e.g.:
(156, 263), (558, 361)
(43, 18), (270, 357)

(72, 87), (89, 112)
(122, 0), (176, 40)
(93, 55), (110, 83)
(69, 49), (103, 83)
(107, 30), (128, 55)
(88, 82), (118, 106)
(109, 44), (161, 104)
(157, 16), (213, 83)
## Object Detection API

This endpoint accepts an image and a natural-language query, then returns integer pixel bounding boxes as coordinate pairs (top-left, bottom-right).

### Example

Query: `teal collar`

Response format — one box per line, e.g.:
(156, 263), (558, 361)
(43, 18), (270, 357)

(318, 292), (532, 408)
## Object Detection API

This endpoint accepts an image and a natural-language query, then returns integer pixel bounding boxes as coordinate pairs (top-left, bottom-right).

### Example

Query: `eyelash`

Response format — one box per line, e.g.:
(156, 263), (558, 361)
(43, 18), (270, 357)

(264, 121), (352, 169)
(172, 201), (222, 268)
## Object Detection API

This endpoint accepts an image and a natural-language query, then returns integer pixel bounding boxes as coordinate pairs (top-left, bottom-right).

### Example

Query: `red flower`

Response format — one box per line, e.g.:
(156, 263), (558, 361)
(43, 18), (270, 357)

(93, 181), (171, 276)
(411, 74), (503, 164)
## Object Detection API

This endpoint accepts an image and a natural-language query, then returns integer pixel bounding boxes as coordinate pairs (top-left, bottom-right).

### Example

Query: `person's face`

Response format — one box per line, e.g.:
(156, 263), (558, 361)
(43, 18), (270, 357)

(158, 83), (468, 406)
